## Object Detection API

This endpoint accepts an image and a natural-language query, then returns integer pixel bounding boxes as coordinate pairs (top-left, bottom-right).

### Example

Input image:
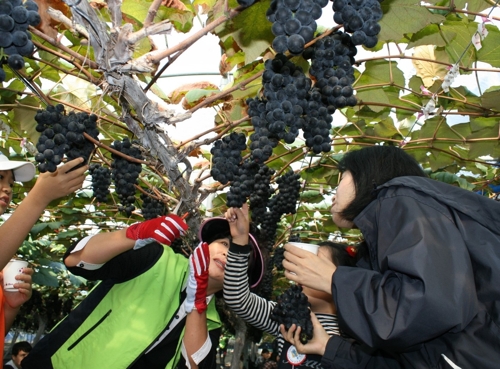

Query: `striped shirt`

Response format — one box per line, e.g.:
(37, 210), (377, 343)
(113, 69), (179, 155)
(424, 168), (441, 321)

(223, 247), (340, 356)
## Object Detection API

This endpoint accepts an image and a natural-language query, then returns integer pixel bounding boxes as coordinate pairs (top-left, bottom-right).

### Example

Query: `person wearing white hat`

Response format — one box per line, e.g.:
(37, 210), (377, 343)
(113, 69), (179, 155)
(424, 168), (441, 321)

(0, 154), (87, 363)
(0, 154), (36, 183)
(0, 154), (87, 268)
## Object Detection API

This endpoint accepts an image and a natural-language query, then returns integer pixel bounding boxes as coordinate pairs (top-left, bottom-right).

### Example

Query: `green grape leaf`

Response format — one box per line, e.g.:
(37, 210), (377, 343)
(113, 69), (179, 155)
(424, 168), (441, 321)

(220, 1), (274, 64)
(379, 0), (445, 42)
(407, 24), (456, 48)
(33, 267), (59, 287)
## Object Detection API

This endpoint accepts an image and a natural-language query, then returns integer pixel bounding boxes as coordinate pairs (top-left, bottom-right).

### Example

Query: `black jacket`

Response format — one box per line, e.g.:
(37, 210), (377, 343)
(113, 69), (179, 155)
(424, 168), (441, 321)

(323, 176), (500, 368)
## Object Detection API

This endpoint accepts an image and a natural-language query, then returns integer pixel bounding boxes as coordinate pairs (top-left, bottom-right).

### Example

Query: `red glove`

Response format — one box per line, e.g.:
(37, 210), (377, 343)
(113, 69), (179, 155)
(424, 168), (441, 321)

(126, 214), (188, 249)
(184, 242), (210, 313)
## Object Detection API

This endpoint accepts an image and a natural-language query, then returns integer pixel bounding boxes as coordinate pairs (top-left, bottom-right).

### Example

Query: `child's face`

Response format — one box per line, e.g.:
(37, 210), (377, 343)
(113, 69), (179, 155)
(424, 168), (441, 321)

(207, 237), (230, 289)
(0, 170), (14, 215)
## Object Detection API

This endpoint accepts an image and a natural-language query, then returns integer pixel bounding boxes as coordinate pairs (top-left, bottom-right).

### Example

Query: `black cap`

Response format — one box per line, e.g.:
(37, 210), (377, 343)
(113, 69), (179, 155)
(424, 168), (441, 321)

(199, 217), (264, 288)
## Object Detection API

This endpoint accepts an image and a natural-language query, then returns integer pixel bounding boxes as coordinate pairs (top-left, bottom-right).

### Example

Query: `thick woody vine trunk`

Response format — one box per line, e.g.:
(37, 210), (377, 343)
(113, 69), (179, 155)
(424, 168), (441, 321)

(231, 316), (247, 369)
(67, 0), (198, 215)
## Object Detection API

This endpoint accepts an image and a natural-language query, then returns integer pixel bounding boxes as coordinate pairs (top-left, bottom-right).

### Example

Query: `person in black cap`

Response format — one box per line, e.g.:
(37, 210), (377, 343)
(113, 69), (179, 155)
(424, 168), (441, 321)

(23, 208), (264, 369)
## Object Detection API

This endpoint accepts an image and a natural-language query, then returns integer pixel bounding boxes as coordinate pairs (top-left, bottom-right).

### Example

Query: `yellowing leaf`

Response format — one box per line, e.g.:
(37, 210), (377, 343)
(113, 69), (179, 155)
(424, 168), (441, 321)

(169, 82), (219, 104)
(412, 45), (449, 87)
(193, 0), (216, 14)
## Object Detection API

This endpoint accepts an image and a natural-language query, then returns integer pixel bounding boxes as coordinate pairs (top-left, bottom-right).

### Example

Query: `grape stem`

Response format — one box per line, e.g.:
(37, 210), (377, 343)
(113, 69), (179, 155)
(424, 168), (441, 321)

(83, 132), (152, 165)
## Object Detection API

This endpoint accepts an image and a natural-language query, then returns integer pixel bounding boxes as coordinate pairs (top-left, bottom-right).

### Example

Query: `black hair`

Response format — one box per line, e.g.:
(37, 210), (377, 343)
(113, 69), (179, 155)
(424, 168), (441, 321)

(338, 145), (426, 221)
(12, 341), (32, 356)
(318, 240), (360, 267)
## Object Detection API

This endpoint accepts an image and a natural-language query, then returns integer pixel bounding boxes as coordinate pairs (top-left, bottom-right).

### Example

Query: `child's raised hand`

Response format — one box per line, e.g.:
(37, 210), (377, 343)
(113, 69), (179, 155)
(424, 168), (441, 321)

(33, 158), (88, 204)
(224, 203), (249, 246)
(280, 312), (330, 356)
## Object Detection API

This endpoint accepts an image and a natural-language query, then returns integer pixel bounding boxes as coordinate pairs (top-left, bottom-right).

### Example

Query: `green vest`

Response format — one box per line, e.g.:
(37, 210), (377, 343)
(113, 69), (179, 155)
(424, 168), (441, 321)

(48, 246), (221, 368)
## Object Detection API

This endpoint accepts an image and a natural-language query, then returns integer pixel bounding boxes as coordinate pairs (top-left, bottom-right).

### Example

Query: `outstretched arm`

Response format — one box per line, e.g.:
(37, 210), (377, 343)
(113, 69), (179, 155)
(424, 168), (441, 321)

(0, 158), (87, 270)
(64, 229), (133, 267)
(65, 214), (188, 267)
(224, 204), (280, 336)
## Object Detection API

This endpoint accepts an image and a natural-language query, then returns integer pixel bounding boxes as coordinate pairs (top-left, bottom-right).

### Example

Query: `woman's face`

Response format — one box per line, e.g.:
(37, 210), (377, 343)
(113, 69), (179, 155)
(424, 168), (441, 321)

(330, 170), (356, 229)
(0, 170), (14, 215)
(207, 238), (230, 290)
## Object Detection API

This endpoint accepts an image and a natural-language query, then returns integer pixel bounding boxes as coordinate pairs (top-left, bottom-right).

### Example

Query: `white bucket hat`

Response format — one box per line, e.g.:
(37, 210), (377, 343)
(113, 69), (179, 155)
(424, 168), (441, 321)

(0, 153), (36, 182)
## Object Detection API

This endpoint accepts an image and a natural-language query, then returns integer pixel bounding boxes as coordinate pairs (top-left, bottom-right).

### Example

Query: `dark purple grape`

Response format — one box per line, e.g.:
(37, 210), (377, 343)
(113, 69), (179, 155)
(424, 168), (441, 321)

(7, 54), (24, 69)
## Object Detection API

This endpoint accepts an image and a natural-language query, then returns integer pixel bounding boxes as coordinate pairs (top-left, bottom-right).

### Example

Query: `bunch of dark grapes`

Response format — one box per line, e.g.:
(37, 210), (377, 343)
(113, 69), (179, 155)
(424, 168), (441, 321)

(332, 0), (383, 48)
(269, 171), (302, 215)
(261, 171), (302, 242)
(267, 0), (328, 55)
(247, 97), (278, 164)
(34, 104), (66, 173)
(110, 138), (143, 216)
(0, 0), (41, 81)
(140, 189), (166, 220)
(270, 284), (313, 343)
(301, 96), (333, 153)
(89, 164), (111, 203)
(305, 32), (358, 111)
(63, 111), (99, 165)
(257, 258), (275, 301)
(34, 106), (99, 173)
(248, 54), (312, 163)
(272, 246), (285, 270)
(249, 164), (275, 224)
(226, 159), (260, 208)
(210, 132), (247, 185)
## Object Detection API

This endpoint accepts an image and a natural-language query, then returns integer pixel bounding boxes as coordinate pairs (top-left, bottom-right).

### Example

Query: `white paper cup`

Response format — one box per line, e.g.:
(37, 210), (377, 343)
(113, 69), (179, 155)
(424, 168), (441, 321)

(3, 259), (28, 292)
(288, 242), (319, 255)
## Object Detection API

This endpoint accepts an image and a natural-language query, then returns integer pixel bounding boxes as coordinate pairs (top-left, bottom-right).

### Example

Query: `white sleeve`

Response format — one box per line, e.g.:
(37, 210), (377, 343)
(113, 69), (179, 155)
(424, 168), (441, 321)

(181, 333), (212, 369)
(70, 235), (104, 270)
